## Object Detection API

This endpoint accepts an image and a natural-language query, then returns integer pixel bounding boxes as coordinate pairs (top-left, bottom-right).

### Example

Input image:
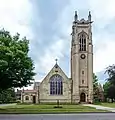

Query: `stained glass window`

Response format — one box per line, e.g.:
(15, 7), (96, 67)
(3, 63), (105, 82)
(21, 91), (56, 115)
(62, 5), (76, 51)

(50, 74), (63, 95)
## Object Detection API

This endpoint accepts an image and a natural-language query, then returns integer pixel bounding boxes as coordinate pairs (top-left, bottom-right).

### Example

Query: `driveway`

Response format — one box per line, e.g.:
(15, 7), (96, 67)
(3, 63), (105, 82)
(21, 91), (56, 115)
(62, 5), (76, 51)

(83, 104), (115, 112)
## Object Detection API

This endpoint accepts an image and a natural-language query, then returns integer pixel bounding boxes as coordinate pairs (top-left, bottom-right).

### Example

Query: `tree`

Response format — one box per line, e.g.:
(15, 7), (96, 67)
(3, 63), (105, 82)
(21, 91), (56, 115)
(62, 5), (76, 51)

(0, 88), (16, 103)
(93, 73), (98, 89)
(93, 73), (104, 102)
(107, 84), (115, 102)
(93, 73), (99, 100)
(105, 65), (115, 85)
(103, 81), (110, 101)
(104, 65), (115, 102)
(0, 29), (36, 90)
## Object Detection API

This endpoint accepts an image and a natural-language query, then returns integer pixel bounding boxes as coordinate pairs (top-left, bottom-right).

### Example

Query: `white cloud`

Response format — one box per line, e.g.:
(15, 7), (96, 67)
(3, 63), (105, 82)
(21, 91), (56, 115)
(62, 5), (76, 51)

(89, 0), (115, 26)
(94, 34), (115, 73)
(87, 0), (115, 73)
(0, 0), (32, 38)
(34, 38), (67, 81)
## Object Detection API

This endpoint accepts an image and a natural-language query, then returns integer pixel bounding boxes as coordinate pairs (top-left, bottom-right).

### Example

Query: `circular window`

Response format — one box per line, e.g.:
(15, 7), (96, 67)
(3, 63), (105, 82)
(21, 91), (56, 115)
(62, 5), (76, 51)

(80, 54), (86, 59)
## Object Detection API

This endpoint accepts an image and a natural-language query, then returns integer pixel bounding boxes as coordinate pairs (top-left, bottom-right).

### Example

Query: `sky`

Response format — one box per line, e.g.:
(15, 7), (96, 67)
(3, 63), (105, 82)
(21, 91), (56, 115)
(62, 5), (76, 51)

(0, 0), (115, 86)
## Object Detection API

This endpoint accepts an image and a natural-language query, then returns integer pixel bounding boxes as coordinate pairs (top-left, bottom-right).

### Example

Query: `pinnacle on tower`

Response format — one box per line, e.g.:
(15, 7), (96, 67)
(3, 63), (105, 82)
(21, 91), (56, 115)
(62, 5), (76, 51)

(88, 11), (91, 21)
(74, 11), (78, 22)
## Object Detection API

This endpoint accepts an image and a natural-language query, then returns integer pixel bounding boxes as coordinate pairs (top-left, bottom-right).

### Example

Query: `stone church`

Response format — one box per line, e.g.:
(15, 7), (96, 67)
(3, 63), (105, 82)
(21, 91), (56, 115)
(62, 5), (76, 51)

(21, 11), (93, 104)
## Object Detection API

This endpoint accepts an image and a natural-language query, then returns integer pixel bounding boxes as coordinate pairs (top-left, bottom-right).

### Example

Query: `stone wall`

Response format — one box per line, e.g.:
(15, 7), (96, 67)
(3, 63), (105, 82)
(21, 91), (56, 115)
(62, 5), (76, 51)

(39, 64), (72, 103)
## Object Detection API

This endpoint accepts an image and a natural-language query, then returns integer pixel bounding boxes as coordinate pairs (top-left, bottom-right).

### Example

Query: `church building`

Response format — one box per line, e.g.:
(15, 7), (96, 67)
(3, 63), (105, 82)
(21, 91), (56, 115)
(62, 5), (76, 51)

(21, 11), (93, 104)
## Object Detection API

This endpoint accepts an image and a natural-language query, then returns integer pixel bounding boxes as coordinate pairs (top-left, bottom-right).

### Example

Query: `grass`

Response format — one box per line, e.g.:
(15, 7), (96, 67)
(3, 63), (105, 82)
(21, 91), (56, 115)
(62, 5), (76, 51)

(0, 104), (108, 114)
(98, 103), (115, 108)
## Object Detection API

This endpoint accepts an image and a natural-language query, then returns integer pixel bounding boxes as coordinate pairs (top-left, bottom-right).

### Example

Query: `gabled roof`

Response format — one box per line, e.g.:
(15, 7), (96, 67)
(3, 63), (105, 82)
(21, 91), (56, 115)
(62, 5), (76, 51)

(40, 63), (69, 85)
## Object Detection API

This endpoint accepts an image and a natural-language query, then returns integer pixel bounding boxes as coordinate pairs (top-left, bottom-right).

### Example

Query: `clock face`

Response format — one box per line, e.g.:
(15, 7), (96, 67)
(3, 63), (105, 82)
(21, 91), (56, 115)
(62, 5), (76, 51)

(80, 54), (86, 59)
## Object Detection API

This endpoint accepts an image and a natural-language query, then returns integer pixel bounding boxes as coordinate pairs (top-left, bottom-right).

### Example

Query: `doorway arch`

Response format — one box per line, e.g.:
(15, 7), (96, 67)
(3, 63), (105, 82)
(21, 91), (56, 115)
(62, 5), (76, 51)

(80, 93), (86, 102)
(33, 96), (36, 104)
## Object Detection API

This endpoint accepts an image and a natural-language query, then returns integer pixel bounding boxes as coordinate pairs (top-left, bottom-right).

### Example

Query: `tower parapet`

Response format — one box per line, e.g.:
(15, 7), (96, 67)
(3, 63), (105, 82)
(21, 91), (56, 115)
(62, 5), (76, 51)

(73, 11), (93, 24)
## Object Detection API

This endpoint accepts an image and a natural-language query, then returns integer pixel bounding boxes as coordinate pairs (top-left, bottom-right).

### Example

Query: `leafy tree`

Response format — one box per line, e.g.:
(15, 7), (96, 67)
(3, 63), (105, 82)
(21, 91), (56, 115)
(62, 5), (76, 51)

(104, 65), (115, 102)
(103, 81), (110, 101)
(0, 88), (16, 103)
(0, 29), (36, 90)
(93, 73), (98, 89)
(107, 84), (115, 102)
(105, 65), (115, 85)
(93, 73), (99, 100)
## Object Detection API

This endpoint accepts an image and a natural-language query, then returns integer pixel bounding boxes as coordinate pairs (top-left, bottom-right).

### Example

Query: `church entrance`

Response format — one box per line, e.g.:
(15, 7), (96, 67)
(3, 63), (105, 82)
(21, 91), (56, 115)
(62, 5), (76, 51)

(33, 96), (36, 104)
(80, 93), (86, 102)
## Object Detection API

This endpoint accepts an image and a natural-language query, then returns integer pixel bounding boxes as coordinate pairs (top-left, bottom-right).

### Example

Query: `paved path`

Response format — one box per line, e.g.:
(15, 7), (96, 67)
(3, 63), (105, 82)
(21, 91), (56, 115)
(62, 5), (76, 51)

(83, 104), (115, 112)
(0, 103), (17, 106)
(0, 113), (115, 120)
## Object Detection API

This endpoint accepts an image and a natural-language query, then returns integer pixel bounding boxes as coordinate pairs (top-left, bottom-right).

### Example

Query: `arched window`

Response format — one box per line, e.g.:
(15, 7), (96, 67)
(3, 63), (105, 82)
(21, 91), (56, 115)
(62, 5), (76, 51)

(79, 33), (86, 51)
(50, 74), (63, 95)
(25, 96), (29, 100)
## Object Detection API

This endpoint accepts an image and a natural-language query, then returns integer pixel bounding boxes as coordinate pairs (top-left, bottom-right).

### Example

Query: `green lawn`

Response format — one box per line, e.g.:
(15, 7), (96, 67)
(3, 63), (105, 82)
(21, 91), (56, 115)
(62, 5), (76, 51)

(0, 104), (108, 113)
(99, 103), (115, 108)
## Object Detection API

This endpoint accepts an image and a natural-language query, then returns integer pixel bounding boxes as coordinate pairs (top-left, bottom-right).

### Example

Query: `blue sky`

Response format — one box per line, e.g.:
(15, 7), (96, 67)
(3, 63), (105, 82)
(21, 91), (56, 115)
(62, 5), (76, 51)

(1, 0), (115, 85)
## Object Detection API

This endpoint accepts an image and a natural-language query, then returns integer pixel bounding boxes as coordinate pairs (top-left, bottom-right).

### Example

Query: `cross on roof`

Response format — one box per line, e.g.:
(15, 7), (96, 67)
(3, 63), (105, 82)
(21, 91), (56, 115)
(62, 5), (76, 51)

(55, 58), (58, 64)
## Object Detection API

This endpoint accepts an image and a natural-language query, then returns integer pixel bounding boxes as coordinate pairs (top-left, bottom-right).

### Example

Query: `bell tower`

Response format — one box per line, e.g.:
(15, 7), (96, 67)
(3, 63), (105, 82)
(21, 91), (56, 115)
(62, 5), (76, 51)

(71, 11), (93, 103)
